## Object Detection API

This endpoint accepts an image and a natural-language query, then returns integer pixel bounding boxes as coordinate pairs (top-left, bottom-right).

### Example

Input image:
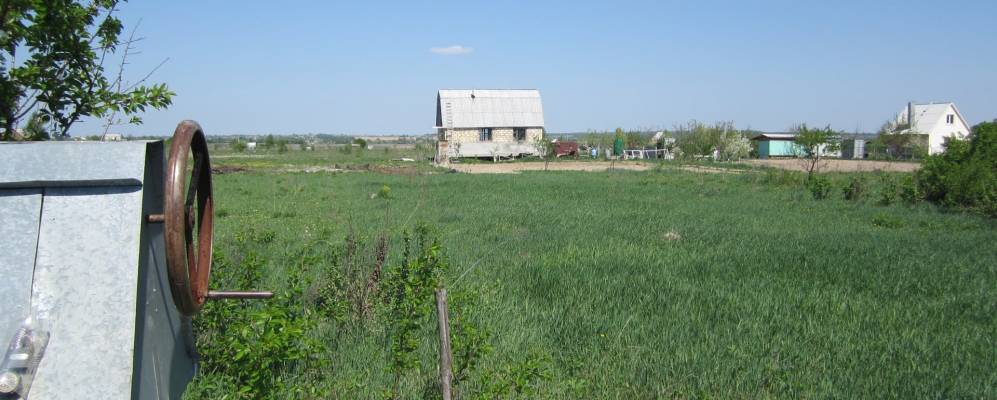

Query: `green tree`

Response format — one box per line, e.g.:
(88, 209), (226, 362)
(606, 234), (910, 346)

(793, 124), (841, 178)
(1, 0), (174, 140)
(916, 121), (997, 216)
(230, 139), (247, 152)
(624, 130), (645, 148)
(533, 132), (556, 171)
(22, 111), (49, 140)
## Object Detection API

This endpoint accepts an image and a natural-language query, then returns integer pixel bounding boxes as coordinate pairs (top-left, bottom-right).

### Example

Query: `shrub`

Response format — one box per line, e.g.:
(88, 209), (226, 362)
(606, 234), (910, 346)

(384, 226), (449, 397)
(757, 168), (804, 186)
(842, 175), (866, 201)
(878, 174), (898, 205)
(899, 175), (922, 205)
(230, 139), (247, 152)
(807, 175), (833, 200)
(872, 213), (904, 228)
(673, 120), (750, 160)
(916, 121), (997, 216)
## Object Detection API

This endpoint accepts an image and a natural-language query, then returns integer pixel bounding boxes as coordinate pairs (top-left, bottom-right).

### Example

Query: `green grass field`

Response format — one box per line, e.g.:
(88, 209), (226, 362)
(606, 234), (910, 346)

(186, 159), (996, 399)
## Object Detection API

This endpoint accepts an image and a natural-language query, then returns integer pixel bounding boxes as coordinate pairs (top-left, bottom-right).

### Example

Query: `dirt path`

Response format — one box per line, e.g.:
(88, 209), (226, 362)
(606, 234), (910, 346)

(451, 161), (651, 174)
(744, 159), (920, 172)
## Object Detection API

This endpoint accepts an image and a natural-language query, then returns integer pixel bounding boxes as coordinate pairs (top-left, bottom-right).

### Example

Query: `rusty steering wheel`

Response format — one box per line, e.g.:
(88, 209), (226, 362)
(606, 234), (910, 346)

(164, 120), (214, 316)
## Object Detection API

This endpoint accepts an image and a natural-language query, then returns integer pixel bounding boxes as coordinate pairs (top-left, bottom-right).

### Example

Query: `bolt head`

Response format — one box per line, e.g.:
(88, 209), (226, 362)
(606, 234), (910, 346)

(0, 371), (20, 394)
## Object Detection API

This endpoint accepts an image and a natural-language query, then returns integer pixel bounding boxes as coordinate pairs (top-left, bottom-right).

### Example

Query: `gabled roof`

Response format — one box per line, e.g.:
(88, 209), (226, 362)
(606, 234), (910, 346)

(436, 89), (544, 129)
(897, 102), (969, 134)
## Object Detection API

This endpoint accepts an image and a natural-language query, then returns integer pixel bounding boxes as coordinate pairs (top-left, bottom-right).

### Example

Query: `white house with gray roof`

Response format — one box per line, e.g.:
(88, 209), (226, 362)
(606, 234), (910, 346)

(435, 89), (544, 162)
(894, 102), (970, 154)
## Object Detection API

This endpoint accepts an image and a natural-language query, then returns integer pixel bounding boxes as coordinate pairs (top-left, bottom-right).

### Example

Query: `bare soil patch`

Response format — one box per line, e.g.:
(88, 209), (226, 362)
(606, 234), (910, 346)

(745, 159), (920, 173)
(212, 166), (249, 174)
(451, 161), (651, 174)
(677, 165), (743, 174)
(452, 161), (745, 174)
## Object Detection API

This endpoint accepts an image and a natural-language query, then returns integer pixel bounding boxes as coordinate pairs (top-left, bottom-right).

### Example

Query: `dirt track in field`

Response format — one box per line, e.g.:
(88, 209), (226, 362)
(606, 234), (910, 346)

(452, 159), (920, 174)
(450, 161), (745, 174)
(745, 159), (920, 172)
(451, 161), (650, 174)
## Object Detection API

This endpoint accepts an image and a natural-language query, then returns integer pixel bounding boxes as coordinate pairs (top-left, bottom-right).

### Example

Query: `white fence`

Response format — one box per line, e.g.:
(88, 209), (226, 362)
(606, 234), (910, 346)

(623, 149), (673, 160)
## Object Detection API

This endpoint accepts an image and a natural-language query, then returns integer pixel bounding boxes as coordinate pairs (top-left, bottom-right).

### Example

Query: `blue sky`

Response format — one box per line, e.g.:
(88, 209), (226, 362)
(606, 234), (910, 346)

(72, 0), (997, 136)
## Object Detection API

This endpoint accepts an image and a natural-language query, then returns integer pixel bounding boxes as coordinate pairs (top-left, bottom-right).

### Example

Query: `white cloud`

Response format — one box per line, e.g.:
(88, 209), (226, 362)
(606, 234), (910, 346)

(430, 45), (473, 55)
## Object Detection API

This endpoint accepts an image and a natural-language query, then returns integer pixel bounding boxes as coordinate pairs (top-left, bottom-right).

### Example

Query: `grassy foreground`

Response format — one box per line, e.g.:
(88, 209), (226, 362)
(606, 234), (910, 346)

(188, 166), (996, 399)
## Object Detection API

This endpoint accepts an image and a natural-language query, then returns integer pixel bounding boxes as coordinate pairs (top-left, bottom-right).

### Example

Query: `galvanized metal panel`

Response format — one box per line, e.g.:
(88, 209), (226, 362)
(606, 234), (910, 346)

(0, 141), (196, 399)
(437, 89), (545, 128)
(0, 189), (42, 349)
(29, 184), (145, 399)
(0, 142), (150, 188)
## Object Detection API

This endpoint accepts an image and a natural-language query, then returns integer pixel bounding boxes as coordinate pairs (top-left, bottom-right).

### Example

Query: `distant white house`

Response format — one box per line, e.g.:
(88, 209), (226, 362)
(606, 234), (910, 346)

(246, 142), (257, 151)
(435, 89), (544, 163)
(102, 133), (123, 141)
(893, 102), (970, 155)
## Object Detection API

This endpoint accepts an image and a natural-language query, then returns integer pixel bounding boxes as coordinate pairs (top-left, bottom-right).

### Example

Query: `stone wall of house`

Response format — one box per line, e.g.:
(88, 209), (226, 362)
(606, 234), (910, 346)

(439, 127), (543, 144)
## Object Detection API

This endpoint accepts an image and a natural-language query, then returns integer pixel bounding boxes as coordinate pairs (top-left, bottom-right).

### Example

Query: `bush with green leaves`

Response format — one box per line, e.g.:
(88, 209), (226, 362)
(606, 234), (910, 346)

(230, 140), (247, 152)
(188, 250), (326, 399)
(842, 175), (866, 201)
(383, 226), (448, 397)
(871, 213), (905, 228)
(878, 174), (898, 205)
(754, 168), (804, 186)
(916, 121), (997, 216)
(899, 175), (922, 205)
(673, 120), (751, 160)
(807, 175), (833, 200)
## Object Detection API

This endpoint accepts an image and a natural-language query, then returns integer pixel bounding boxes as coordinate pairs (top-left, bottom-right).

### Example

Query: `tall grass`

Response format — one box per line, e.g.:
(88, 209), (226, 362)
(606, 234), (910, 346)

(190, 167), (997, 398)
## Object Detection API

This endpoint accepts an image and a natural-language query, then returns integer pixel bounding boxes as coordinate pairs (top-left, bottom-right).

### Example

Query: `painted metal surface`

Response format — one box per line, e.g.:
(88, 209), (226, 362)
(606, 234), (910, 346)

(436, 89), (545, 129)
(755, 139), (798, 158)
(133, 142), (197, 400)
(841, 139), (866, 159)
(0, 141), (195, 399)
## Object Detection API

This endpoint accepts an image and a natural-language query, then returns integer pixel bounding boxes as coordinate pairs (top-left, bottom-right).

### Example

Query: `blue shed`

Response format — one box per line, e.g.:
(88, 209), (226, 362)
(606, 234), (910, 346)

(751, 133), (799, 159)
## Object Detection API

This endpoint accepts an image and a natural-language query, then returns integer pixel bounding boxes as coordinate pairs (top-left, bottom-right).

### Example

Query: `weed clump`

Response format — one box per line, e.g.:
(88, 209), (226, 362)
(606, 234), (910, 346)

(757, 168), (804, 186)
(899, 175), (922, 206)
(842, 175), (866, 201)
(807, 175), (832, 200)
(872, 213), (904, 228)
(878, 174), (898, 205)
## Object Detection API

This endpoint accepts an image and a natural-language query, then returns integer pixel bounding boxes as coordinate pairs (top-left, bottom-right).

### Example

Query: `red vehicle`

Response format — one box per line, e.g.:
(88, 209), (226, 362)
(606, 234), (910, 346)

(554, 141), (579, 158)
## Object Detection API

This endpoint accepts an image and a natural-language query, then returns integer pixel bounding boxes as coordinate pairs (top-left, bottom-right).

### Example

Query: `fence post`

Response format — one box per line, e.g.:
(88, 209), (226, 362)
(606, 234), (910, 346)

(436, 288), (453, 400)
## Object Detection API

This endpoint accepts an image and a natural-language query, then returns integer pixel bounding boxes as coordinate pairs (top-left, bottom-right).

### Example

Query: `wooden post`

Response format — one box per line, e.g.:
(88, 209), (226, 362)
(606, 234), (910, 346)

(435, 288), (453, 400)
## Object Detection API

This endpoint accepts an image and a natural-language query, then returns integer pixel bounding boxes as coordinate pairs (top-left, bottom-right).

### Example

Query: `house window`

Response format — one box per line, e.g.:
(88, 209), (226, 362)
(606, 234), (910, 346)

(479, 128), (492, 141)
(514, 128), (527, 141)
(946, 114), (954, 124)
